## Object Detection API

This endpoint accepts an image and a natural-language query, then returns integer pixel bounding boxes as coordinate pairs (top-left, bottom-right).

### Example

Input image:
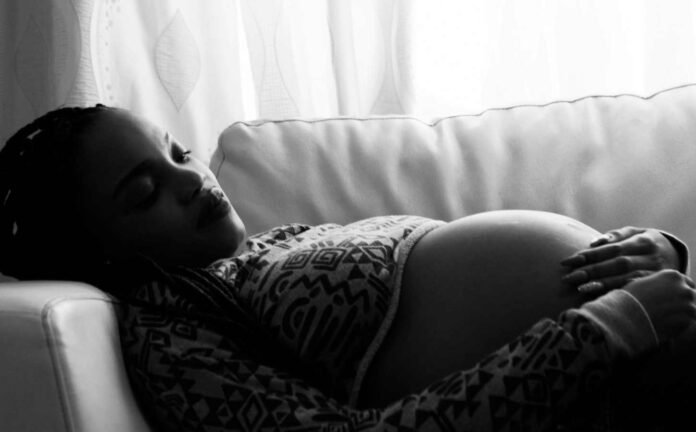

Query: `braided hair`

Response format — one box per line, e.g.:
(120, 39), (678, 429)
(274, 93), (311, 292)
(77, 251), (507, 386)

(0, 104), (116, 283)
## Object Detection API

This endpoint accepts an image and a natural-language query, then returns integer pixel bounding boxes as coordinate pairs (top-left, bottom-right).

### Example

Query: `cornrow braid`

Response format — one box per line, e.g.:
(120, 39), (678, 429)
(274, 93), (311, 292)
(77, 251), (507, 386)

(0, 104), (114, 282)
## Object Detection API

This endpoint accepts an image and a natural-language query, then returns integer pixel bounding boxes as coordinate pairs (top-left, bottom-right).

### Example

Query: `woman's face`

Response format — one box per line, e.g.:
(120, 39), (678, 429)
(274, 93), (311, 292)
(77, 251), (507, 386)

(74, 109), (246, 267)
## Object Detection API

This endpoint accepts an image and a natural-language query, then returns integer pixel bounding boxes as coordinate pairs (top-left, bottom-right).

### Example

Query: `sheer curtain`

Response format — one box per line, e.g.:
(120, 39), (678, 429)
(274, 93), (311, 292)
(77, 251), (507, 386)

(2, 0), (696, 162)
(408, 0), (696, 116)
(0, 0), (413, 162)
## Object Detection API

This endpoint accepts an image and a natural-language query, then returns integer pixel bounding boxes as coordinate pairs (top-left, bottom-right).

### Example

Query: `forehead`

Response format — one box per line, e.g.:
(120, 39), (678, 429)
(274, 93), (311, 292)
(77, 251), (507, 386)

(89, 110), (165, 151)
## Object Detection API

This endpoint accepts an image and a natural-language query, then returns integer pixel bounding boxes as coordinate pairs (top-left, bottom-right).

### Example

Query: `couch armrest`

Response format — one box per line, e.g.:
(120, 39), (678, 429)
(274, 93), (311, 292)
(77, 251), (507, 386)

(0, 281), (151, 432)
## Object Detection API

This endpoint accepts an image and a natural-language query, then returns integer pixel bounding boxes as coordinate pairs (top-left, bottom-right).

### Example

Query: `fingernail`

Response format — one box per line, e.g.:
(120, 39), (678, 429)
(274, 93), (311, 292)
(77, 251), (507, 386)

(590, 234), (609, 246)
(578, 281), (603, 293)
(561, 255), (585, 267)
(563, 270), (588, 284)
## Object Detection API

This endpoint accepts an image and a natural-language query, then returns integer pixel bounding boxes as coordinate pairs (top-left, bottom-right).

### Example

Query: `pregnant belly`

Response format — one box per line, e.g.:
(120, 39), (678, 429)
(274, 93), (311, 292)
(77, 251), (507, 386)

(357, 210), (601, 408)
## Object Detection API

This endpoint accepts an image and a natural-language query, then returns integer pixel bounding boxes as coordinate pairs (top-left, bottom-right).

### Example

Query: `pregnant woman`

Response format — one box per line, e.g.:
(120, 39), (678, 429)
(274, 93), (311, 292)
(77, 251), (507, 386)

(1, 105), (693, 432)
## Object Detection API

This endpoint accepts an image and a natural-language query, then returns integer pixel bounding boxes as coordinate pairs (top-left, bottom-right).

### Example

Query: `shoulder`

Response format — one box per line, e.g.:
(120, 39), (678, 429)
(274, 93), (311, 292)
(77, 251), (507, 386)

(246, 223), (317, 250)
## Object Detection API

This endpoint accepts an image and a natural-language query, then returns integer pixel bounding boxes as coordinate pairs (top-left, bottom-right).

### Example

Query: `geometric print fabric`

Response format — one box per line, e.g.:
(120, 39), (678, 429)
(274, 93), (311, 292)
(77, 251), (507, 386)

(119, 302), (616, 431)
(117, 216), (620, 431)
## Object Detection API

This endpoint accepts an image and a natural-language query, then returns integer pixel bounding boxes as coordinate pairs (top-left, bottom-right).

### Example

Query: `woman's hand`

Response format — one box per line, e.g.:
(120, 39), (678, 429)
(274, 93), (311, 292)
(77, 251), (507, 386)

(623, 270), (696, 343)
(561, 226), (681, 293)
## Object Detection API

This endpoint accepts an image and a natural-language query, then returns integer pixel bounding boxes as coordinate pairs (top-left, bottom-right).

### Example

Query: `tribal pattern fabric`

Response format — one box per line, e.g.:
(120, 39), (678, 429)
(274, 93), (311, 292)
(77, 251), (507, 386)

(116, 215), (619, 431)
(119, 299), (614, 431)
(207, 215), (442, 403)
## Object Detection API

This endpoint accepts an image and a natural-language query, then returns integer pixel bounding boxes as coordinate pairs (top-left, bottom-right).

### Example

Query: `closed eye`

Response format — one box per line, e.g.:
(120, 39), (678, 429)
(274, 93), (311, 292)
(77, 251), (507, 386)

(124, 178), (159, 212)
(132, 188), (159, 211)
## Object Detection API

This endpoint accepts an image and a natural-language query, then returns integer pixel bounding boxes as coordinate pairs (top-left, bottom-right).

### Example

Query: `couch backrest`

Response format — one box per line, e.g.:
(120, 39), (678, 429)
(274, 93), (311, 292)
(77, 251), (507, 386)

(213, 84), (696, 271)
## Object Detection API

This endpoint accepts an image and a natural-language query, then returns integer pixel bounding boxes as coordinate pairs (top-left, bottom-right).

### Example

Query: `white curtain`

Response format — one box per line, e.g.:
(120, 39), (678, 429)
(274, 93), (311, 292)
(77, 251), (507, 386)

(0, 0), (413, 163)
(408, 0), (696, 116)
(2, 0), (696, 163)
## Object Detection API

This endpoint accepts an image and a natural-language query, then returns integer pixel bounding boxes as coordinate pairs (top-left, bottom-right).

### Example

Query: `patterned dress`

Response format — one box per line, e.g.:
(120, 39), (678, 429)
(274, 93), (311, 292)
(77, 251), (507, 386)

(117, 216), (624, 432)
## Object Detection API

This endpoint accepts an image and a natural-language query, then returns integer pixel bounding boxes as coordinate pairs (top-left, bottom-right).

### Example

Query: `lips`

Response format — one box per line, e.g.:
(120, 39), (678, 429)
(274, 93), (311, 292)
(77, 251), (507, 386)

(197, 188), (231, 229)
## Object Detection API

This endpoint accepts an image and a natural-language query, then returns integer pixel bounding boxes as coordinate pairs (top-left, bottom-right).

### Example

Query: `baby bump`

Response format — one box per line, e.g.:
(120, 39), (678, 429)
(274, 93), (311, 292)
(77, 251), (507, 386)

(358, 210), (601, 408)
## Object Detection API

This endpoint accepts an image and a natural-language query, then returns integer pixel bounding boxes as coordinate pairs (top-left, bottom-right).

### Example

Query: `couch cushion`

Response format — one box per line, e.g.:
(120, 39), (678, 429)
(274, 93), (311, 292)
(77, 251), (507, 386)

(212, 84), (696, 271)
(0, 282), (151, 432)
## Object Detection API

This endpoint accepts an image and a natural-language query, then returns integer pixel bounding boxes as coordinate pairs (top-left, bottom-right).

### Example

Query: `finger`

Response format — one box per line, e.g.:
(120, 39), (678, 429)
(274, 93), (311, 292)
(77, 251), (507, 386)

(562, 239), (653, 268)
(589, 234), (612, 248)
(563, 243), (623, 267)
(590, 226), (646, 247)
(562, 255), (662, 285)
(561, 234), (658, 268)
(576, 280), (605, 294)
(588, 240), (657, 263)
(577, 270), (654, 294)
(590, 232), (618, 247)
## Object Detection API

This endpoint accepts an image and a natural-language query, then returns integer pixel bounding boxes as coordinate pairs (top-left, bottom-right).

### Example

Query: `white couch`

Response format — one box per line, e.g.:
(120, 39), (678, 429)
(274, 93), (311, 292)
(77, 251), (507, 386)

(3, 83), (696, 430)
(212, 84), (696, 272)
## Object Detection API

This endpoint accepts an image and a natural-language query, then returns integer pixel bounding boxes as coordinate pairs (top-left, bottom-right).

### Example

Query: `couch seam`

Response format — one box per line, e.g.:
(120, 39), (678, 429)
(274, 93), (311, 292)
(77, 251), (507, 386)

(212, 139), (227, 178)
(225, 82), (696, 128)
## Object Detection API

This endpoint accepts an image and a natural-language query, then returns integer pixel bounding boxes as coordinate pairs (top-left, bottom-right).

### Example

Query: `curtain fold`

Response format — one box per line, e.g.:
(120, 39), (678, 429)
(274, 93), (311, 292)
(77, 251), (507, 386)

(2, 0), (696, 162)
(0, 0), (412, 162)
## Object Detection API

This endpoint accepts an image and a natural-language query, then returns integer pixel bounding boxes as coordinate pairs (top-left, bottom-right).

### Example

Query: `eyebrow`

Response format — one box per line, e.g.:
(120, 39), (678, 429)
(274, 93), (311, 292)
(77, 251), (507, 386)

(112, 160), (155, 199)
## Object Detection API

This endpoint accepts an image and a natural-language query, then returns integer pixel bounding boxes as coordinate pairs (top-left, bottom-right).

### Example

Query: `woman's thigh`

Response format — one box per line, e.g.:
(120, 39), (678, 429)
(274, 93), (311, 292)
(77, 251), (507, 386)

(359, 210), (601, 408)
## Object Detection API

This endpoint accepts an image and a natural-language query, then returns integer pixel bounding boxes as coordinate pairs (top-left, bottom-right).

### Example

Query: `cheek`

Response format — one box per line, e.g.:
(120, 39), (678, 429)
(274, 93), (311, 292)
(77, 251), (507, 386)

(106, 209), (185, 254)
(73, 197), (115, 252)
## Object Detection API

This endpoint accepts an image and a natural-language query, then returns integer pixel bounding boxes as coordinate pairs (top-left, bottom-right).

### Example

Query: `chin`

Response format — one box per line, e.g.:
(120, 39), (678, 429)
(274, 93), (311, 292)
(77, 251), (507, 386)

(213, 223), (246, 257)
(228, 214), (246, 247)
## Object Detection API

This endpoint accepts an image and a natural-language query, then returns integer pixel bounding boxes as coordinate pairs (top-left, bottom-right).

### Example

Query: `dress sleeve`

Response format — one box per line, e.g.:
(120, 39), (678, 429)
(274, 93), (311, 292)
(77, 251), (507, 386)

(120, 305), (617, 432)
(660, 231), (690, 275)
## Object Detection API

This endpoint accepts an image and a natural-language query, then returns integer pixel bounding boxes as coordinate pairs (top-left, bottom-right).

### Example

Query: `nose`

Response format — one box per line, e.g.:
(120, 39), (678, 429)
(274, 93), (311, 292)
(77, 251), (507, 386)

(173, 166), (204, 204)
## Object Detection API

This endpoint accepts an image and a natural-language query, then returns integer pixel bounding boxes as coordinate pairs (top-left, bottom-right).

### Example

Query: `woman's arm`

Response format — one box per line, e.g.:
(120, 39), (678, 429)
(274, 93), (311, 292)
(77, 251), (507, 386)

(120, 304), (621, 432)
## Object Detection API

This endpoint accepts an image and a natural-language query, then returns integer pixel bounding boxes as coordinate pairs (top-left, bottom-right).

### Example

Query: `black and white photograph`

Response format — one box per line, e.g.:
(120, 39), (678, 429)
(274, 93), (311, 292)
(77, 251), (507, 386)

(1, 1), (696, 431)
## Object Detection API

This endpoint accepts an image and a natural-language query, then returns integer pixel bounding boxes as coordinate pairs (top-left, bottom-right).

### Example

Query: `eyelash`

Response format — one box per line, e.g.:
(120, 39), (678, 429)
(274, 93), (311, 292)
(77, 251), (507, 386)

(175, 148), (192, 164)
